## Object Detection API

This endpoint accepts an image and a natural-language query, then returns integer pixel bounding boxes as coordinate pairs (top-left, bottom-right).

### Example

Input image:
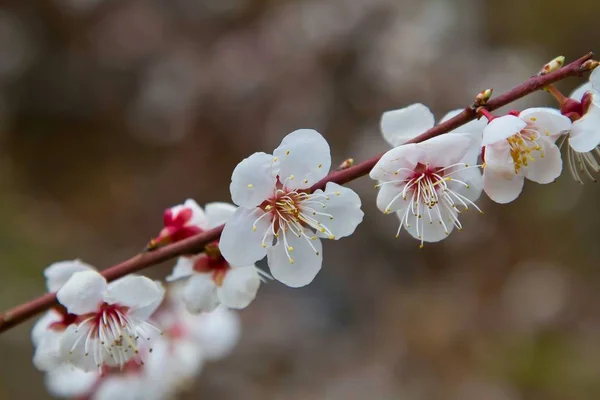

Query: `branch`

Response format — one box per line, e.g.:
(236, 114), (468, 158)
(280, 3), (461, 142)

(0, 52), (593, 334)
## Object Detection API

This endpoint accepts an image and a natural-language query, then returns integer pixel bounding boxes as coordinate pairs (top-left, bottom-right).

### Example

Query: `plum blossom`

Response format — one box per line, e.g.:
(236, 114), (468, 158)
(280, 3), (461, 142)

(44, 364), (99, 399)
(32, 260), (96, 372)
(56, 270), (165, 372)
(559, 74), (600, 182)
(482, 108), (571, 203)
(148, 199), (206, 249)
(219, 129), (364, 287)
(370, 132), (483, 246)
(164, 200), (263, 314)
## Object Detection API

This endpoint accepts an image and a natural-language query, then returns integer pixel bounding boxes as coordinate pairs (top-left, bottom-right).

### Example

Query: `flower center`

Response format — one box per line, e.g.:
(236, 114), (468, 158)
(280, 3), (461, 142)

(193, 243), (230, 286)
(507, 128), (544, 174)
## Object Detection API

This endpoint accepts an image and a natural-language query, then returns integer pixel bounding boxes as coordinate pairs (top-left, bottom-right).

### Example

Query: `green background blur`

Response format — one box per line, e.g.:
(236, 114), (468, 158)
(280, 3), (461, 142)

(0, 0), (599, 399)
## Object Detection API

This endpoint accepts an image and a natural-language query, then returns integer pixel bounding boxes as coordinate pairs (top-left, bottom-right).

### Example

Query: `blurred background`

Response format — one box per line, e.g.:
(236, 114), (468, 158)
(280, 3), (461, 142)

(0, 0), (599, 399)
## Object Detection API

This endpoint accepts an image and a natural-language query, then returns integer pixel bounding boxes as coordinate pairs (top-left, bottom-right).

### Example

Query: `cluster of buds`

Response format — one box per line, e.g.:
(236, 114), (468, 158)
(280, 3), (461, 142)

(19, 54), (600, 399)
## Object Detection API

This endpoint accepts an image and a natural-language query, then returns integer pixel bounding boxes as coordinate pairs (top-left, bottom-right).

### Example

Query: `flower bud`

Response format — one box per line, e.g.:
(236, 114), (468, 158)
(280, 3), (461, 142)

(474, 88), (493, 106)
(539, 55), (565, 75)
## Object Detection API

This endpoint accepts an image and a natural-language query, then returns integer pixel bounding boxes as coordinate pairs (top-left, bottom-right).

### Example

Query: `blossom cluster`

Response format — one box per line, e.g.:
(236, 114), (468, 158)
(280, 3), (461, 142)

(25, 58), (600, 399)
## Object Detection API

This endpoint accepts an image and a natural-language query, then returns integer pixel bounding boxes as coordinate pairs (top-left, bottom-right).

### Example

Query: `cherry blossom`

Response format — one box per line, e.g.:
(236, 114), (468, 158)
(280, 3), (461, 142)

(370, 132), (483, 246)
(482, 108), (571, 203)
(219, 129), (364, 287)
(164, 201), (263, 313)
(56, 270), (165, 372)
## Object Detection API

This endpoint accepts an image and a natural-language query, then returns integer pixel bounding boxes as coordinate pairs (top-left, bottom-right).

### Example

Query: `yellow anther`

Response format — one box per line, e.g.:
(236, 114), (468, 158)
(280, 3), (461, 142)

(288, 246), (294, 252)
(318, 164), (323, 168)
(285, 150), (290, 155)
(311, 236), (317, 240)
(261, 243), (266, 248)
(328, 235), (335, 239)
(335, 192), (341, 196)
(303, 179), (308, 184)
(530, 117), (537, 121)
(273, 157), (278, 162)
(252, 226), (257, 231)
(289, 175), (295, 180)
(289, 258), (295, 264)
(247, 184), (253, 188)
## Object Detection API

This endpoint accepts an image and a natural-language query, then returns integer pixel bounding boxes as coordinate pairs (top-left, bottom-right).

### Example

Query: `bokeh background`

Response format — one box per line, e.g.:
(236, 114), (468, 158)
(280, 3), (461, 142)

(0, 0), (599, 399)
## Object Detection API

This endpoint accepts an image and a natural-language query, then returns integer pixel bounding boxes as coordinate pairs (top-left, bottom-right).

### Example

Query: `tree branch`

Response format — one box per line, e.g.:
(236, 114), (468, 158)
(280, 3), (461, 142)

(0, 52), (593, 334)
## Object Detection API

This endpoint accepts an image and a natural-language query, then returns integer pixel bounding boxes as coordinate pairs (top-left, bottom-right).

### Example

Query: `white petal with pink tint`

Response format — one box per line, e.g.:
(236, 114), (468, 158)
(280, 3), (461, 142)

(230, 152), (276, 208)
(267, 234), (323, 288)
(44, 259), (96, 293)
(204, 202), (237, 228)
(56, 271), (106, 315)
(380, 103), (435, 147)
(482, 115), (527, 145)
(217, 266), (261, 309)
(183, 274), (219, 314)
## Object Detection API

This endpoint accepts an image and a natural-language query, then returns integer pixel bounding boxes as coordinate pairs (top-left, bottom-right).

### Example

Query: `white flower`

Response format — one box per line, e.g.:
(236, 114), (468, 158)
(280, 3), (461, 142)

(165, 202), (263, 313)
(32, 260), (97, 372)
(56, 270), (165, 372)
(380, 103), (487, 148)
(219, 129), (364, 288)
(482, 108), (571, 203)
(370, 132), (483, 246)
(562, 80), (600, 182)
(150, 199), (206, 248)
(44, 364), (98, 399)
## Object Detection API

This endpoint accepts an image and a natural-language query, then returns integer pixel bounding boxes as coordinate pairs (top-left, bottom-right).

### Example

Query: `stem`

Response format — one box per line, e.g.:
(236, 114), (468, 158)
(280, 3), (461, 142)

(0, 52), (594, 334)
(545, 84), (569, 105)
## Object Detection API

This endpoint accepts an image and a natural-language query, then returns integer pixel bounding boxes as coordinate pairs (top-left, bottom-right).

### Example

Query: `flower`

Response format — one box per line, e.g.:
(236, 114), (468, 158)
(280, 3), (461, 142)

(370, 132), (483, 246)
(165, 201), (263, 313)
(56, 270), (165, 372)
(560, 77), (600, 182)
(44, 364), (99, 399)
(219, 129), (364, 287)
(482, 108), (571, 203)
(148, 199), (206, 248)
(32, 260), (96, 372)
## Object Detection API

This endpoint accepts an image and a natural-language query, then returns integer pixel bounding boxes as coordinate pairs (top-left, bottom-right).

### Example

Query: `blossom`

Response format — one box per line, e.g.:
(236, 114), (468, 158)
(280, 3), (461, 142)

(148, 199), (206, 248)
(219, 129), (364, 287)
(561, 77), (600, 182)
(44, 364), (99, 399)
(370, 132), (483, 246)
(164, 200), (262, 314)
(32, 260), (96, 372)
(56, 270), (165, 372)
(482, 108), (571, 203)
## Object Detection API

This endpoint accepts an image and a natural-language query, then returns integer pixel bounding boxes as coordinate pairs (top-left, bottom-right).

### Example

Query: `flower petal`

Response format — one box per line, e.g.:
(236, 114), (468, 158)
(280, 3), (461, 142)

(59, 324), (99, 372)
(44, 259), (96, 293)
(418, 133), (472, 167)
(402, 205), (457, 243)
(184, 306), (241, 361)
(569, 95), (600, 152)
(267, 235), (323, 287)
(311, 182), (364, 239)
(375, 183), (408, 213)
(45, 364), (98, 399)
(450, 166), (483, 203)
(230, 152), (276, 207)
(217, 266), (261, 309)
(524, 139), (562, 184)
(380, 103), (435, 147)
(183, 274), (220, 314)
(204, 202), (237, 228)
(183, 199), (207, 228)
(105, 275), (165, 317)
(440, 109), (487, 135)
(591, 67), (600, 92)
(369, 143), (422, 182)
(570, 82), (593, 101)
(273, 129), (331, 189)
(520, 107), (572, 139)
(482, 115), (527, 146)
(57, 271), (106, 315)
(219, 207), (272, 266)
(32, 310), (61, 346)
(483, 167), (525, 204)
(166, 256), (195, 282)
(33, 330), (63, 372)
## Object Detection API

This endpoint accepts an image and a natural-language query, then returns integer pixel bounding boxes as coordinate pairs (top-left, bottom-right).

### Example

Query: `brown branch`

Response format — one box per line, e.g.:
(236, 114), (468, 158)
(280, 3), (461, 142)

(0, 52), (593, 334)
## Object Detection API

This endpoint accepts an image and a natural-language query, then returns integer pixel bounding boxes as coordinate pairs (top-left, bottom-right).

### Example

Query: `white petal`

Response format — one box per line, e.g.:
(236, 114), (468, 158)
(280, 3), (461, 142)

(230, 152), (276, 208)
(524, 139), (562, 184)
(183, 274), (220, 313)
(483, 167), (525, 204)
(311, 182), (364, 239)
(59, 324), (98, 372)
(591, 67), (600, 92)
(403, 205), (457, 243)
(183, 199), (207, 227)
(482, 115), (527, 146)
(94, 376), (147, 400)
(418, 133), (471, 166)
(520, 107), (572, 139)
(375, 183), (408, 213)
(267, 235), (323, 288)
(570, 82), (593, 101)
(273, 129), (331, 189)
(440, 109), (487, 136)
(217, 266), (260, 309)
(45, 364), (98, 399)
(219, 207), (272, 266)
(204, 202), (237, 228)
(56, 271), (106, 315)
(32, 310), (61, 346)
(185, 306), (241, 361)
(105, 275), (165, 317)
(45, 259), (96, 293)
(569, 95), (600, 152)
(33, 330), (63, 371)
(450, 166), (483, 203)
(380, 103), (435, 147)
(165, 256), (195, 282)
(369, 143), (423, 182)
